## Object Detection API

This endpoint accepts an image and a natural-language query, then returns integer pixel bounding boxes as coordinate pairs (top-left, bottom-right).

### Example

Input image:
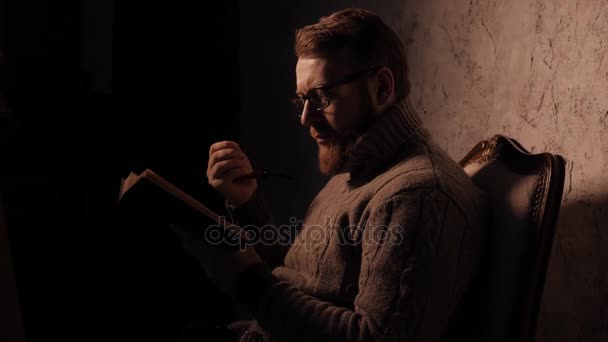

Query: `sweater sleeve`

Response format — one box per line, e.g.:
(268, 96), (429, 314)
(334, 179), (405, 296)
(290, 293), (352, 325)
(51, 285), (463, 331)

(236, 189), (450, 342)
(225, 187), (274, 229)
(225, 187), (291, 268)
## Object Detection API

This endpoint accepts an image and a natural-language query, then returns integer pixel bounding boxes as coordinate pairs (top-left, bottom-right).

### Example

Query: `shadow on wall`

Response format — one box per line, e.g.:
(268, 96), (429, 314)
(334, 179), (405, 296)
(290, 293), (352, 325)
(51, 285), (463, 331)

(538, 192), (608, 341)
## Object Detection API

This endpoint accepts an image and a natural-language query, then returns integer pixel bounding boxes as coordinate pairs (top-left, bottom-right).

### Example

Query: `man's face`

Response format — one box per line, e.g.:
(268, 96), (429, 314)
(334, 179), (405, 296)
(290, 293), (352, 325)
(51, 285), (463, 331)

(295, 56), (375, 176)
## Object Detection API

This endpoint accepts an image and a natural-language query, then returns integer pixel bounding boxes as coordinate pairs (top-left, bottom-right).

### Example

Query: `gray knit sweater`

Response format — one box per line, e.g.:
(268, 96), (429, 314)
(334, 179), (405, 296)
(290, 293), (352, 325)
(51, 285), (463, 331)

(229, 98), (488, 342)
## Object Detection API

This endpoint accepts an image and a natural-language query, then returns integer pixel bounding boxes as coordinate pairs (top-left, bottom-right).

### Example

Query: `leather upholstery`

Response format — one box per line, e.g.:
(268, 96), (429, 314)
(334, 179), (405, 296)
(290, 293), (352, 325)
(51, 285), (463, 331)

(458, 135), (566, 342)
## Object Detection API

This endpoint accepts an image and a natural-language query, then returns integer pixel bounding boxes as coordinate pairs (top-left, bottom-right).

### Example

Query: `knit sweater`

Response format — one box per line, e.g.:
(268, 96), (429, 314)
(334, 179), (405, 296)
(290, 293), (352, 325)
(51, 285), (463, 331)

(228, 98), (488, 342)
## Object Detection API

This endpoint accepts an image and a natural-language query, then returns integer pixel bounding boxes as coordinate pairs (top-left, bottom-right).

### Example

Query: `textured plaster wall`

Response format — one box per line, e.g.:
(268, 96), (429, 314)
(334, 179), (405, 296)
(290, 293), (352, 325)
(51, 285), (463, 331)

(391, 1), (608, 340)
(239, 0), (607, 340)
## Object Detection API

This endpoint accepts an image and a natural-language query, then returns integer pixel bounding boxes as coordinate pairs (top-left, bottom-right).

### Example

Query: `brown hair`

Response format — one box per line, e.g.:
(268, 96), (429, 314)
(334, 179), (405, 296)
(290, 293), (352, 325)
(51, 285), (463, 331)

(295, 8), (410, 100)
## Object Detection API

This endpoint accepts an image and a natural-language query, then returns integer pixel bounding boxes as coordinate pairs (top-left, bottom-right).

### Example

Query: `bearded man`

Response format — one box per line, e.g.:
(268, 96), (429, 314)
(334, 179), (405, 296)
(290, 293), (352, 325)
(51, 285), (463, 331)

(191, 8), (488, 342)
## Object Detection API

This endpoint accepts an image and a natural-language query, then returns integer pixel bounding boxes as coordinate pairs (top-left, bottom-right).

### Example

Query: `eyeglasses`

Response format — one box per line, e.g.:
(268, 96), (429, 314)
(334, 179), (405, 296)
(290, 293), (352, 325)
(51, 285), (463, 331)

(292, 66), (381, 117)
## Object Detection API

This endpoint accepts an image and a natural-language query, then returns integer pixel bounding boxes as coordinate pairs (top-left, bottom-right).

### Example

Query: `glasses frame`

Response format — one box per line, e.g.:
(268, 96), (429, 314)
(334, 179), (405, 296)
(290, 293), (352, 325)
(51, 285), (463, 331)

(293, 65), (381, 117)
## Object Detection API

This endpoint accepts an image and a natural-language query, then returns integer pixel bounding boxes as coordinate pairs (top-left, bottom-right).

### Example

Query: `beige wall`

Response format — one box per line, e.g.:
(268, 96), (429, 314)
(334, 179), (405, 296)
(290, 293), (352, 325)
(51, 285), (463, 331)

(390, 1), (608, 340)
(239, 1), (608, 340)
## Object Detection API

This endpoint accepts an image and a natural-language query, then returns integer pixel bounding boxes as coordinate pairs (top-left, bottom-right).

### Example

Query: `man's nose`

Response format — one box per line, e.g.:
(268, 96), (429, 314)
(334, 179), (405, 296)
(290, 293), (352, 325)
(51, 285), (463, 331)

(300, 100), (320, 127)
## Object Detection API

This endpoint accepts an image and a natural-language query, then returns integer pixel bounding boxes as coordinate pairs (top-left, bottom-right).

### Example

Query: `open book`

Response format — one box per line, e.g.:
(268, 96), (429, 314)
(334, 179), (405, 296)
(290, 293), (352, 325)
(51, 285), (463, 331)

(117, 169), (244, 248)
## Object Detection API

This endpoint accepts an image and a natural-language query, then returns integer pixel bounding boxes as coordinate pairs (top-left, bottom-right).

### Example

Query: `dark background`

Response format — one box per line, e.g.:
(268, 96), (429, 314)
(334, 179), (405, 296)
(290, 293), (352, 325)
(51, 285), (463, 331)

(1, 0), (252, 340)
(3, 0), (605, 341)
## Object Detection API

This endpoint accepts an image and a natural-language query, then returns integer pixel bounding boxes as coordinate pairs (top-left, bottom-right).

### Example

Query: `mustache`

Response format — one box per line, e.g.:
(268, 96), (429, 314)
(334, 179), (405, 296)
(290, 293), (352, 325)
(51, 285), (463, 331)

(310, 126), (336, 139)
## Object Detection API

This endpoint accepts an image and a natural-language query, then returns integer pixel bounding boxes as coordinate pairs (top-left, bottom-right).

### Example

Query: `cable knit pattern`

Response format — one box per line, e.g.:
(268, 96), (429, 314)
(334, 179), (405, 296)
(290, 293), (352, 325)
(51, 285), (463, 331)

(348, 97), (430, 178)
(229, 97), (489, 342)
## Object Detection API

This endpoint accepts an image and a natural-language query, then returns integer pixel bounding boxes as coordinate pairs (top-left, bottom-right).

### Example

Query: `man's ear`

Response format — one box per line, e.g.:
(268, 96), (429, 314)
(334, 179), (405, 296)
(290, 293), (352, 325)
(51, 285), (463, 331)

(369, 67), (396, 114)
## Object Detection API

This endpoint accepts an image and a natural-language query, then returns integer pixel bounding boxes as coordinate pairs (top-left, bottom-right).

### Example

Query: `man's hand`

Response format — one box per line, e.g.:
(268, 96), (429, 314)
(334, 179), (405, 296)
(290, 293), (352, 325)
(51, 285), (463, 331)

(207, 141), (257, 207)
(196, 244), (264, 298)
(170, 224), (264, 298)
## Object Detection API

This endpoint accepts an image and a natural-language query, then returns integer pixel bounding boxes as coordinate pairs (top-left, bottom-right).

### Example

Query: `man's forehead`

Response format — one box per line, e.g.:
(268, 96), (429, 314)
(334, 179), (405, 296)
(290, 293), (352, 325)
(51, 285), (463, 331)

(295, 57), (351, 93)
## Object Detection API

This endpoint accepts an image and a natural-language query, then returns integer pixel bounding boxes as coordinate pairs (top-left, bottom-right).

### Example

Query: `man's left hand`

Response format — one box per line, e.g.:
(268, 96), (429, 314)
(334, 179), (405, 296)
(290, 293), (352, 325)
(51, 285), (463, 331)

(170, 224), (264, 297)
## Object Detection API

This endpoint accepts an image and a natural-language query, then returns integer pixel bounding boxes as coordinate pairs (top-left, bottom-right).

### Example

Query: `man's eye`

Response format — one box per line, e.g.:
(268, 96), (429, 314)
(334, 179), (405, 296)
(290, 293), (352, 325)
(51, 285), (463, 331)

(311, 89), (327, 100)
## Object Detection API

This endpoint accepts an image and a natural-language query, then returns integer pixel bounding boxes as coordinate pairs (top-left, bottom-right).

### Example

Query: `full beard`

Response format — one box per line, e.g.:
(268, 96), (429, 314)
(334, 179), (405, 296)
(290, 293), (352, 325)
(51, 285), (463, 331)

(315, 102), (376, 176)
(318, 139), (356, 176)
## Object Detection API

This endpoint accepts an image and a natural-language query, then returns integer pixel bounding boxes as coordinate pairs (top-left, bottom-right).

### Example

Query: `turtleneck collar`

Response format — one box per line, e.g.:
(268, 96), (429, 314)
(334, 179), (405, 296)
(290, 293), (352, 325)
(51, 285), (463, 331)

(346, 96), (430, 181)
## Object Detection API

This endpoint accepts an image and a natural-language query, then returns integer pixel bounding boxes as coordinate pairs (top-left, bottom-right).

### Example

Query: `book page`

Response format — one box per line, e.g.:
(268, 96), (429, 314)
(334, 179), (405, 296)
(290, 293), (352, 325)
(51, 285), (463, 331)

(118, 172), (140, 199)
(119, 168), (245, 244)
(141, 169), (227, 225)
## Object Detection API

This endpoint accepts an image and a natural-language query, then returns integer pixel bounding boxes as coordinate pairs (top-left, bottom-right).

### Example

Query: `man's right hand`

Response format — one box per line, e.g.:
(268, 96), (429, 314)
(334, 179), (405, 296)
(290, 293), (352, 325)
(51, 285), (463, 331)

(207, 141), (258, 207)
